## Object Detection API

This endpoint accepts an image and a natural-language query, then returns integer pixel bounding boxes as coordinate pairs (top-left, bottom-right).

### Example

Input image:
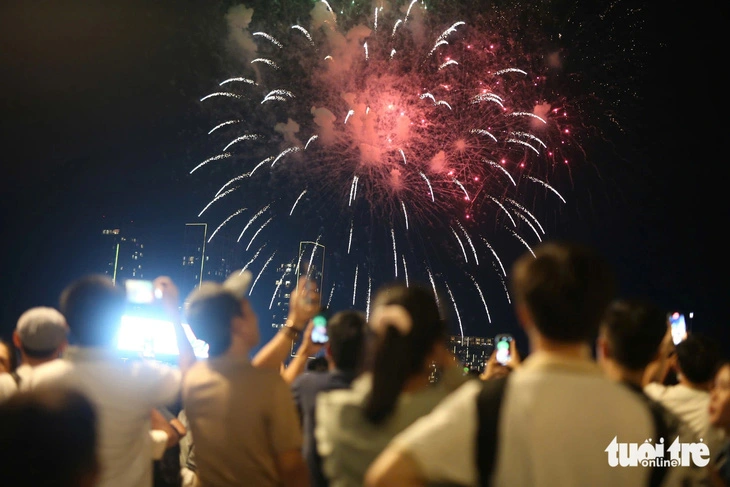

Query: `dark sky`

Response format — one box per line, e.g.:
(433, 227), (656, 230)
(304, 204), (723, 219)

(0, 1), (722, 351)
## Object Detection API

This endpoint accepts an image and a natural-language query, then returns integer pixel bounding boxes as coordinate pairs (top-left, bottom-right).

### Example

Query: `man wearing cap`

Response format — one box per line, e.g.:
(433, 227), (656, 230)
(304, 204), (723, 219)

(0, 306), (68, 401)
(182, 271), (317, 487)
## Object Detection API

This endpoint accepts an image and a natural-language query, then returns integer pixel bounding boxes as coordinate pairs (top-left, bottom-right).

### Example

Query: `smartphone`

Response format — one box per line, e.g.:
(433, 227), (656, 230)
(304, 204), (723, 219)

(668, 312), (687, 345)
(311, 309), (329, 344)
(125, 279), (159, 304)
(495, 334), (513, 366)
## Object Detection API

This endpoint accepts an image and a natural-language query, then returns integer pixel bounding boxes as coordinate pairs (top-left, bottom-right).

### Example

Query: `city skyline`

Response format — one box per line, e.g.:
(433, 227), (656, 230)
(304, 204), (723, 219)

(0, 1), (723, 352)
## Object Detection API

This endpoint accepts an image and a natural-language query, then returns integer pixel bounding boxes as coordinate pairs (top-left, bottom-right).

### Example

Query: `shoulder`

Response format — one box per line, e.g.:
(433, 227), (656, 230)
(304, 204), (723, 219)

(0, 373), (17, 401)
(28, 359), (73, 385)
(132, 359), (182, 386)
(643, 382), (668, 399)
(316, 378), (366, 423)
(293, 371), (330, 390)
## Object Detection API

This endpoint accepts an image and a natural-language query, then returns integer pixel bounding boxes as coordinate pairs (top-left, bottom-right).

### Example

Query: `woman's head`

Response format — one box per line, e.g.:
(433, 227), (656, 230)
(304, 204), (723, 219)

(363, 282), (446, 424)
(709, 361), (730, 433)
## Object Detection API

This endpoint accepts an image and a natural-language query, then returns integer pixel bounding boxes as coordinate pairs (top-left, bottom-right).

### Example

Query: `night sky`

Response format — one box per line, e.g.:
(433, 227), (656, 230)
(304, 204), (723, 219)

(0, 1), (722, 353)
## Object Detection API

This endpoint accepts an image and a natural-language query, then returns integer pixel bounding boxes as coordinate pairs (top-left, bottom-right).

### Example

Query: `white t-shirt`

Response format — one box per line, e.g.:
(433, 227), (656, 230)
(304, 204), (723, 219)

(27, 347), (182, 487)
(387, 352), (694, 487)
(644, 382), (726, 457)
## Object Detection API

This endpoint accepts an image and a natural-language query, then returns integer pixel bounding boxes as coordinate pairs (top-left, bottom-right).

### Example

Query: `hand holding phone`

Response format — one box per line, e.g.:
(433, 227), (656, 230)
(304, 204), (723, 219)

(668, 312), (687, 345)
(311, 309), (329, 345)
(125, 279), (158, 304)
(288, 277), (321, 329)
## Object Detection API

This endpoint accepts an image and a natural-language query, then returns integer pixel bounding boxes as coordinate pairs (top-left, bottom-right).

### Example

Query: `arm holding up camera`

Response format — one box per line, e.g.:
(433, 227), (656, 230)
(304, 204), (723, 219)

(252, 277), (321, 370)
(153, 276), (196, 376)
(281, 321), (324, 385)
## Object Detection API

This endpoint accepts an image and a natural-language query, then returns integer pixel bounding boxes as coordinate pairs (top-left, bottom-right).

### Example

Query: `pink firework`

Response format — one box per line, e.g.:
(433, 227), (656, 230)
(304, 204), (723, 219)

(194, 1), (583, 329)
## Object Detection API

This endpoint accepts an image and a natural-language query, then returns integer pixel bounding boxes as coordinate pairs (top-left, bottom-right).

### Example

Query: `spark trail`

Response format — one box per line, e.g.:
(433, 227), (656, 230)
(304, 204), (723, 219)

(444, 282), (464, 338)
(192, 0), (583, 336)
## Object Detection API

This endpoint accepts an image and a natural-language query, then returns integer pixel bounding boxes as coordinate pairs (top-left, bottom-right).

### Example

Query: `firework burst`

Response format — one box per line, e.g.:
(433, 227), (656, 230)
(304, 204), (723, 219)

(193, 0), (582, 335)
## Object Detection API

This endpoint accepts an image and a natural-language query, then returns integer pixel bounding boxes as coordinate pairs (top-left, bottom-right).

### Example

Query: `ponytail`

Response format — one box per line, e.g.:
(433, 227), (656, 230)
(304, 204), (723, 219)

(363, 327), (413, 424)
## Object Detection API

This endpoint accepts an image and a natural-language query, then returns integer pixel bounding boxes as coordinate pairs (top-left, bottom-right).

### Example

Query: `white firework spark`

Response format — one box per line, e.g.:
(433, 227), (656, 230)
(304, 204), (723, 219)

(251, 58), (279, 70)
(250, 251), (276, 296)
(253, 32), (283, 48)
(391, 227), (398, 277)
(190, 153), (231, 175)
(208, 208), (246, 242)
(199, 188), (236, 217)
(470, 274), (492, 323)
(481, 237), (506, 276)
(219, 77), (256, 86)
(269, 265), (292, 310)
(457, 220), (479, 265)
(450, 227), (469, 263)
(426, 266), (440, 307)
(209, 120), (241, 135)
(242, 243), (266, 273)
(402, 255), (409, 287)
(237, 204), (271, 242)
(246, 217), (273, 251)
(352, 265), (358, 305)
(289, 190), (307, 216)
(223, 134), (261, 152)
(507, 227), (535, 257)
(200, 92), (241, 102)
(526, 176), (567, 204)
(444, 282), (464, 338)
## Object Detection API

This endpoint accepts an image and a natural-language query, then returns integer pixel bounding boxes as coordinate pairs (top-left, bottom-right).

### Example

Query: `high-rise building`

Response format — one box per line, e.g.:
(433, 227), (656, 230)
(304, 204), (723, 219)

(296, 240), (325, 299)
(449, 335), (494, 373)
(181, 223), (207, 300)
(101, 228), (144, 285)
(269, 241), (326, 329)
(270, 260), (296, 330)
(181, 223), (242, 301)
(428, 335), (494, 383)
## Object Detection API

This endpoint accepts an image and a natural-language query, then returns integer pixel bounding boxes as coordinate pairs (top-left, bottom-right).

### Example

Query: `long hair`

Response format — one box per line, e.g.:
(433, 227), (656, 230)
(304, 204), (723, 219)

(363, 283), (446, 424)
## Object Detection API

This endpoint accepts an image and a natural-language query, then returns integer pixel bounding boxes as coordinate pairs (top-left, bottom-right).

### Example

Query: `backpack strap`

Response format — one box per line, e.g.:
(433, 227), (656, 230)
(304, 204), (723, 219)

(646, 400), (672, 487)
(475, 376), (509, 487)
(10, 371), (21, 388)
(623, 381), (673, 487)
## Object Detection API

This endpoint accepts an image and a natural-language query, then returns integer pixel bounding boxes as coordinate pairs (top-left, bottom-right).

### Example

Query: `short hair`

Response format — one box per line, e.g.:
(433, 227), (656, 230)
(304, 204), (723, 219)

(600, 299), (668, 370)
(306, 356), (329, 372)
(510, 241), (617, 343)
(59, 275), (126, 348)
(184, 283), (243, 357)
(327, 310), (367, 372)
(0, 387), (98, 487)
(675, 333), (721, 384)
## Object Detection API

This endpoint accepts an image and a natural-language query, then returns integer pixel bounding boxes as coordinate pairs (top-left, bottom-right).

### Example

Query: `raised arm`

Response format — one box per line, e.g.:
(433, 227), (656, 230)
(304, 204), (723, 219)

(252, 277), (320, 369)
(154, 276), (196, 376)
(281, 321), (324, 385)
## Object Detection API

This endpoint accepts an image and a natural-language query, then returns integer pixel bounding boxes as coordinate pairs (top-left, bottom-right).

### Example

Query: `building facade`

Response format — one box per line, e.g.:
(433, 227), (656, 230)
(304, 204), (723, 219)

(101, 228), (144, 285)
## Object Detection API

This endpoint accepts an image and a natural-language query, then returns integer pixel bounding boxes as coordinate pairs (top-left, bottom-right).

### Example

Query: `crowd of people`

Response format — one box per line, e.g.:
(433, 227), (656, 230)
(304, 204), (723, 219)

(0, 240), (728, 487)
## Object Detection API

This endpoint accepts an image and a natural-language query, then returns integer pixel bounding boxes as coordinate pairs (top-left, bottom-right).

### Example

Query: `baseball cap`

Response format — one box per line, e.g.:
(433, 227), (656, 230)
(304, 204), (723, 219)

(16, 307), (68, 353)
